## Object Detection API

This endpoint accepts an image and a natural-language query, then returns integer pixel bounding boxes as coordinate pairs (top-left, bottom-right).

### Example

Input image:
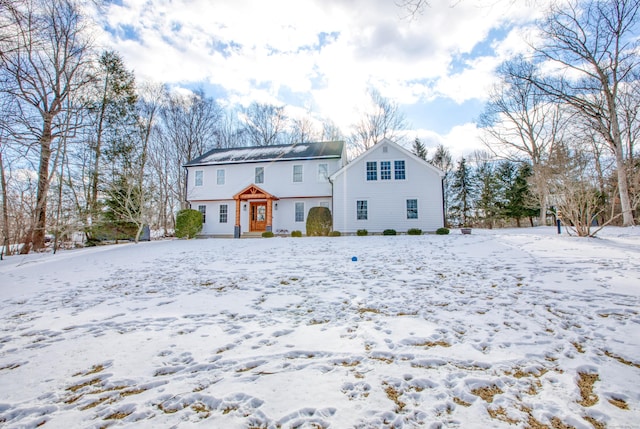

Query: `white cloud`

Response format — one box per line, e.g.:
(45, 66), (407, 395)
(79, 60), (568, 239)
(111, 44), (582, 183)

(93, 0), (550, 137)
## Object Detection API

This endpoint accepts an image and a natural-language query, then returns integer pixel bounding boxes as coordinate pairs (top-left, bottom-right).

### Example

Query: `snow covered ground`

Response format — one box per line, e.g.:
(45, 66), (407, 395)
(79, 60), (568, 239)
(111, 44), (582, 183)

(0, 227), (638, 429)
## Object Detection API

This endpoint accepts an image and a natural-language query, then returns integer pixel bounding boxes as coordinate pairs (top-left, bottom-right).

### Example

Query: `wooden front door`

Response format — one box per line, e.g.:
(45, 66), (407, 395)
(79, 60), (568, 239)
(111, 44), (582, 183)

(250, 202), (267, 232)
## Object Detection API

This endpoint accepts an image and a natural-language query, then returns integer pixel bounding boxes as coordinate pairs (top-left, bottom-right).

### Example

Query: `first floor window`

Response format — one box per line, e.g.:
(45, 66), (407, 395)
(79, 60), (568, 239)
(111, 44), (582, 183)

(394, 160), (406, 180)
(293, 165), (303, 182)
(407, 199), (418, 219)
(295, 202), (304, 222)
(216, 169), (225, 185)
(357, 200), (368, 220)
(366, 162), (377, 181)
(255, 167), (264, 184)
(219, 204), (228, 223)
(195, 170), (203, 186)
(320, 201), (330, 209)
(198, 205), (206, 223)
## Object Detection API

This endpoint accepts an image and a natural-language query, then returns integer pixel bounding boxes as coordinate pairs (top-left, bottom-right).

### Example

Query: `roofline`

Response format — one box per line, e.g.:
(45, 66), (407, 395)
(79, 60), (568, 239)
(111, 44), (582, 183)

(329, 138), (445, 180)
(184, 154), (342, 168)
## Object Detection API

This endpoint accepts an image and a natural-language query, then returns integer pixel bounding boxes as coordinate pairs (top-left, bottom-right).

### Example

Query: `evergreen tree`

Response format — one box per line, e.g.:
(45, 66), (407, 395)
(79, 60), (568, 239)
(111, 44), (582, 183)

(497, 161), (538, 227)
(412, 138), (427, 160)
(474, 160), (500, 228)
(430, 144), (453, 226)
(450, 157), (474, 227)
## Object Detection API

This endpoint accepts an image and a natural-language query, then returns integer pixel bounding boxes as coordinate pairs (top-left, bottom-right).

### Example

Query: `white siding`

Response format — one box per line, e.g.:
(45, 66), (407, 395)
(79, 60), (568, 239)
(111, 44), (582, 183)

(332, 141), (444, 234)
(186, 158), (340, 236)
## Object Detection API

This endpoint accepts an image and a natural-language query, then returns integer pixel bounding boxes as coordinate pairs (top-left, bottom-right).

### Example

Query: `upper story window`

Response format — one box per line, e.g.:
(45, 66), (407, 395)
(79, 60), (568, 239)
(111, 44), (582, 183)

(380, 161), (391, 180)
(216, 169), (225, 185)
(366, 162), (377, 181)
(293, 165), (303, 182)
(407, 199), (418, 219)
(255, 167), (264, 184)
(318, 163), (328, 182)
(394, 160), (406, 180)
(195, 170), (203, 186)
(198, 205), (206, 223)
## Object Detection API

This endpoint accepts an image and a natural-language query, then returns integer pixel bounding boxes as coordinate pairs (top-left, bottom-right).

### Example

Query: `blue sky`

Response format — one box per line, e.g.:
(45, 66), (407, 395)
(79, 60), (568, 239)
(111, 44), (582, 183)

(94, 0), (549, 158)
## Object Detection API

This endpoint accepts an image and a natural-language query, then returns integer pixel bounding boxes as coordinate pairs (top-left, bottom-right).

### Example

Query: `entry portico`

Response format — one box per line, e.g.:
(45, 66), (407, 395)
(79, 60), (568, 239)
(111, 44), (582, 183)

(232, 184), (278, 238)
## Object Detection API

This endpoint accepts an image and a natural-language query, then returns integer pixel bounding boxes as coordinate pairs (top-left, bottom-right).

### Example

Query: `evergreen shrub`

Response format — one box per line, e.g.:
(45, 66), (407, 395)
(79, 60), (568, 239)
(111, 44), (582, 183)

(436, 227), (450, 235)
(175, 209), (203, 239)
(356, 229), (368, 236)
(329, 231), (341, 237)
(306, 207), (332, 236)
(262, 231), (275, 238)
(383, 229), (397, 235)
(407, 228), (422, 235)
(291, 230), (303, 237)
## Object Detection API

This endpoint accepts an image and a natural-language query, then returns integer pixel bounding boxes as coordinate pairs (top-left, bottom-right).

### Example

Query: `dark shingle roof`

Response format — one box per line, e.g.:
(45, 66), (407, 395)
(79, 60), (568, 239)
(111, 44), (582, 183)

(184, 141), (344, 166)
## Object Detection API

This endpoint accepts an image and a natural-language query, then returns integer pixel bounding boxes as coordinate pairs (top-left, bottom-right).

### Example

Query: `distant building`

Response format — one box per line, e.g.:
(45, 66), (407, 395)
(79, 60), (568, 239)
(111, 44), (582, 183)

(184, 138), (444, 237)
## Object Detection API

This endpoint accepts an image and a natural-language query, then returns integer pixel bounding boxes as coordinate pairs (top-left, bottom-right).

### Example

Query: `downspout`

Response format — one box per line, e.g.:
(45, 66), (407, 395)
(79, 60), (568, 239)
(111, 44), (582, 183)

(184, 167), (190, 209)
(441, 176), (446, 228)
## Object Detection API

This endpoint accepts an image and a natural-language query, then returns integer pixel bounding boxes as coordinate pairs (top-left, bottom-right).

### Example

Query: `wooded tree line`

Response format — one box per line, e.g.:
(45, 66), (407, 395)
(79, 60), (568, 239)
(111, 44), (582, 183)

(0, 0), (404, 255)
(0, 0), (638, 255)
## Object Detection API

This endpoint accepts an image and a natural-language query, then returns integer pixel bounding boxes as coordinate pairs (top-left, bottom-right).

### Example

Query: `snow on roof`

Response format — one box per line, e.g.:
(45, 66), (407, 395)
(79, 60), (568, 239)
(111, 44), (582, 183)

(185, 141), (344, 166)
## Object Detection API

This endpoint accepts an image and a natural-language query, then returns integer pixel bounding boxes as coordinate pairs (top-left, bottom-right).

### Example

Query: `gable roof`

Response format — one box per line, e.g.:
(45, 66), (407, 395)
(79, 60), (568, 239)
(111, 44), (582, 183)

(185, 141), (345, 167)
(330, 138), (445, 180)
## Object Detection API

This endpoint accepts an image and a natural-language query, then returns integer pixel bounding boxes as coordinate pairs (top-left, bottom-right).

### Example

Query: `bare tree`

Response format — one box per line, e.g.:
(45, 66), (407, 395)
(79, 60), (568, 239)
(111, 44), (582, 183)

(241, 102), (289, 146)
(350, 88), (408, 154)
(480, 57), (568, 226)
(289, 111), (320, 144)
(213, 109), (246, 149)
(0, 0), (93, 250)
(526, 0), (639, 226)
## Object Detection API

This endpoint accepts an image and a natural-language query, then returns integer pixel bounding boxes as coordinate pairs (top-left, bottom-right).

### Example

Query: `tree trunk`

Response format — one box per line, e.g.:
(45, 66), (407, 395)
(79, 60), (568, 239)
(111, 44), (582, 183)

(0, 151), (10, 258)
(32, 116), (53, 250)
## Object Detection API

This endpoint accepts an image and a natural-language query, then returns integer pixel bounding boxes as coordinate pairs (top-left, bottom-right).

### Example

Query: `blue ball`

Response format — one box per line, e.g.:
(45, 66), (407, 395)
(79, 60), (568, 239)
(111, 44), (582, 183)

(351, 256), (358, 262)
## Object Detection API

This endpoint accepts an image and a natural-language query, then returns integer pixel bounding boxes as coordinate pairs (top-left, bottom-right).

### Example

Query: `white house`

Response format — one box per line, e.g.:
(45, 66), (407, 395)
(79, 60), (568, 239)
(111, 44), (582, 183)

(184, 139), (444, 237)
(331, 139), (445, 234)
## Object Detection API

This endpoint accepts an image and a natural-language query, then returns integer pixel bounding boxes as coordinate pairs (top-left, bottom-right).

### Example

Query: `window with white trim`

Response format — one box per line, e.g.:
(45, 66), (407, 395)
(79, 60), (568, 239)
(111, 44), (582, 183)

(255, 167), (264, 184)
(380, 161), (391, 180)
(198, 205), (206, 223)
(195, 170), (203, 186)
(406, 199), (418, 219)
(293, 165), (303, 182)
(318, 163), (328, 182)
(295, 202), (304, 222)
(394, 160), (406, 180)
(219, 204), (228, 223)
(357, 200), (368, 220)
(366, 162), (377, 181)
(216, 169), (225, 185)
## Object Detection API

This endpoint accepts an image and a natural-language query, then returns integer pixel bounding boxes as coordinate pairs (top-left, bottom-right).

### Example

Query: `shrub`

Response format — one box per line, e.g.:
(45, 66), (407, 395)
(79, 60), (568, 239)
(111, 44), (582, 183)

(306, 206), (332, 236)
(329, 231), (341, 237)
(383, 229), (396, 235)
(291, 230), (302, 237)
(407, 228), (422, 235)
(436, 227), (450, 235)
(262, 231), (274, 238)
(356, 229), (368, 236)
(175, 209), (203, 239)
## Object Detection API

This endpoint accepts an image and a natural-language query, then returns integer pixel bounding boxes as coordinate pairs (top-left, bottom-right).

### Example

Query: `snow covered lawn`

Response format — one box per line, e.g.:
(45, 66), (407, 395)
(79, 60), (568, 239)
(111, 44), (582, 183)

(0, 228), (639, 428)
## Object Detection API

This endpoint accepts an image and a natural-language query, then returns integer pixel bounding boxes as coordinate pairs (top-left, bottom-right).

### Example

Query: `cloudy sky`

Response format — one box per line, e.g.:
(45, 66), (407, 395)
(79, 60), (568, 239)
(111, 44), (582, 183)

(93, 0), (550, 157)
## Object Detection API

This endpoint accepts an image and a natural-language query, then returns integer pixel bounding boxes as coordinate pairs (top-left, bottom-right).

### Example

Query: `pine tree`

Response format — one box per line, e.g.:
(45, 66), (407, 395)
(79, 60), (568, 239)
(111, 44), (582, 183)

(412, 138), (427, 160)
(474, 161), (500, 228)
(450, 158), (474, 227)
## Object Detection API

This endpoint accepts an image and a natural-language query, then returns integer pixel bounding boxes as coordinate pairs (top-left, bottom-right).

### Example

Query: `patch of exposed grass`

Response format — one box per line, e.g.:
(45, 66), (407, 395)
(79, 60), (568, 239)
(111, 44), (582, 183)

(582, 415), (606, 429)
(487, 406), (519, 424)
(604, 350), (640, 368)
(104, 410), (132, 420)
(66, 377), (102, 393)
(577, 372), (599, 407)
(453, 397), (471, 407)
(572, 342), (585, 353)
(358, 307), (382, 315)
(608, 396), (628, 410)
(471, 385), (502, 403)
(383, 383), (406, 413)
(413, 340), (451, 348)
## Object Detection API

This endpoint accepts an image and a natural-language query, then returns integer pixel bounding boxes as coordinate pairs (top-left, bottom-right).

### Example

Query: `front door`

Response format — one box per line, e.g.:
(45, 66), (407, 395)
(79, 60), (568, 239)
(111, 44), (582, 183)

(250, 202), (267, 232)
